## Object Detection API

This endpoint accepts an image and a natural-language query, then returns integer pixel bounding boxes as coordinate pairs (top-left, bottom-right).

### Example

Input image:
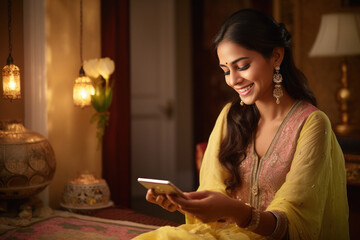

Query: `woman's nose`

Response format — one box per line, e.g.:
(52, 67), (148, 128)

(228, 71), (242, 86)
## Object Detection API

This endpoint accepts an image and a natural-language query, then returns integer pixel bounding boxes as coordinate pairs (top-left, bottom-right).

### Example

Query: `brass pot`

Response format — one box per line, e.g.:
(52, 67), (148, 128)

(0, 121), (56, 199)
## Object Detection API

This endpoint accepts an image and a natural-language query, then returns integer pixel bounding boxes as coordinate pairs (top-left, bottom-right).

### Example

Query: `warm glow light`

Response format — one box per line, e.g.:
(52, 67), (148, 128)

(80, 89), (88, 99)
(73, 75), (95, 108)
(2, 64), (21, 99)
(9, 76), (17, 90)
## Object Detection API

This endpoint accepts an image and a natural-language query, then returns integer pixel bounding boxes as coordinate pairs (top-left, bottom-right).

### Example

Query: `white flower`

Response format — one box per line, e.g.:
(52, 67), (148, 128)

(83, 59), (100, 79)
(98, 57), (115, 80)
(83, 57), (115, 80)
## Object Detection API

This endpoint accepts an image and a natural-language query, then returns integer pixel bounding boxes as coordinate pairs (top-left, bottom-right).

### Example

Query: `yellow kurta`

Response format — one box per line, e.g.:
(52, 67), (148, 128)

(134, 102), (349, 240)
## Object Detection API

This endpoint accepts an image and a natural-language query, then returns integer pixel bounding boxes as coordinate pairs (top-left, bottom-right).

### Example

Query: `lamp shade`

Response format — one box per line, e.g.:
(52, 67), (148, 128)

(309, 13), (360, 57)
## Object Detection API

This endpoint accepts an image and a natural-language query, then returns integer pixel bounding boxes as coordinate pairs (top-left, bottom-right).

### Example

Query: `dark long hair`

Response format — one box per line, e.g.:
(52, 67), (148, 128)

(215, 9), (317, 195)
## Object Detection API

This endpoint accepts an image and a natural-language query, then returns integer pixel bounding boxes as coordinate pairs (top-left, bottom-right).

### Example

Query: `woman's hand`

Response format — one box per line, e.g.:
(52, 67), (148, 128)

(168, 190), (247, 223)
(145, 189), (179, 212)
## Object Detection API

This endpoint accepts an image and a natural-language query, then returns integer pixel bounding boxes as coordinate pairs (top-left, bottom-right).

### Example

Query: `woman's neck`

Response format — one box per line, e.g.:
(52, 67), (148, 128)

(255, 93), (296, 122)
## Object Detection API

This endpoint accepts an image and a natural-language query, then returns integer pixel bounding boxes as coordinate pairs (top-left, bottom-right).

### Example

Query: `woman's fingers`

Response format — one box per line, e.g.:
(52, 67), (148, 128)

(158, 195), (178, 212)
(146, 189), (216, 214)
(168, 191), (211, 211)
(155, 194), (166, 205)
(145, 189), (157, 203)
(164, 201), (178, 212)
(146, 191), (178, 212)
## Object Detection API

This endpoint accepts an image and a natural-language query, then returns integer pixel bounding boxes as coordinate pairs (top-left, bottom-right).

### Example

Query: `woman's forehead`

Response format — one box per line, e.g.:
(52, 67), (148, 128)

(217, 42), (258, 63)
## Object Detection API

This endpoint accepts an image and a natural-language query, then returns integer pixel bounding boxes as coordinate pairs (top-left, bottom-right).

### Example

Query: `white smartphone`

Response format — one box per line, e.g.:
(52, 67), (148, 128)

(137, 178), (188, 199)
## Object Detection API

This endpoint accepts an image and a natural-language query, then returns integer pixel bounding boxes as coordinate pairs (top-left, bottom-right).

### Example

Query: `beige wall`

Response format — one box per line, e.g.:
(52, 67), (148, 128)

(0, 0), (24, 121)
(294, 0), (360, 129)
(0, 0), (101, 208)
(46, 0), (102, 207)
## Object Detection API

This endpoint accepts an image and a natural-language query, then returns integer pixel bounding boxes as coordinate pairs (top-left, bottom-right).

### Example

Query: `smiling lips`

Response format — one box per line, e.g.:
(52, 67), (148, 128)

(238, 83), (254, 96)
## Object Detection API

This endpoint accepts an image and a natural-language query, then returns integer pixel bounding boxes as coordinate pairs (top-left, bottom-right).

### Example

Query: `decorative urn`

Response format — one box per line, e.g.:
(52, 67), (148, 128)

(0, 120), (56, 199)
(61, 173), (112, 210)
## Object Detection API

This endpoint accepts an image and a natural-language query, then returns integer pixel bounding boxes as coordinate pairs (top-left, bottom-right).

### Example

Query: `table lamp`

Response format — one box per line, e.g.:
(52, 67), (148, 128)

(309, 13), (360, 136)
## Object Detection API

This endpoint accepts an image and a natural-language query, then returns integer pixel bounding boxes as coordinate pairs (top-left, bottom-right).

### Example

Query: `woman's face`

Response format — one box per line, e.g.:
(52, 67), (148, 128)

(217, 41), (280, 105)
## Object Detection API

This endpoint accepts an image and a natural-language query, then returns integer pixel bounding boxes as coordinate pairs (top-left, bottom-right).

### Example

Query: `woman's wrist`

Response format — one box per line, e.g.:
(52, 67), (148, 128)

(231, 201), (279, 237)
(230, 200), (253, 228)
(243, 207), (261, 231)
(239, 205), (252, 228)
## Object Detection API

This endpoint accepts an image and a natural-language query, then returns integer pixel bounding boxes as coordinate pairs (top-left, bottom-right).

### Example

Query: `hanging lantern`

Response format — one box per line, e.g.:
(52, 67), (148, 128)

(73, 66), (94, 108)
(2, 56), (21, 99)
(2, 0), (21, 100)
(73, 0), (94, 108)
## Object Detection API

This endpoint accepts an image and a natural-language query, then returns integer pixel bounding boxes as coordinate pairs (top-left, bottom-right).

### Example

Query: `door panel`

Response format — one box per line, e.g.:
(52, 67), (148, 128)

(130, 0), (176, 197)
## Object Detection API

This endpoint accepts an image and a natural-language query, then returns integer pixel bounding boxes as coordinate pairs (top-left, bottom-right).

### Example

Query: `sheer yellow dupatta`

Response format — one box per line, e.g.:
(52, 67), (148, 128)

(186, 103), (231, 225)
(266, 111), (349, 239)
(185, 104), (265, 240)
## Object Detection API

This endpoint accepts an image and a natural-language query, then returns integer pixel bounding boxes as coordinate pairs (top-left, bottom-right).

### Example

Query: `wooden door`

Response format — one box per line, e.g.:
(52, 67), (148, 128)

(130, 0), (177, 198)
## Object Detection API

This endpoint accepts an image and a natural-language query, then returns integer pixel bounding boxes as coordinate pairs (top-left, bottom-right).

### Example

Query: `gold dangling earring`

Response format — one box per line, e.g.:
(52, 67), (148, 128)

(273, 66), (283, 104)
(240, 97), (244, 106)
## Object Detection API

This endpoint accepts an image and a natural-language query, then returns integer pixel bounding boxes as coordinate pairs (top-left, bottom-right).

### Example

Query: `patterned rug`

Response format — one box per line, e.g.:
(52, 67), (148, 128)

(0, 213), (158, 240)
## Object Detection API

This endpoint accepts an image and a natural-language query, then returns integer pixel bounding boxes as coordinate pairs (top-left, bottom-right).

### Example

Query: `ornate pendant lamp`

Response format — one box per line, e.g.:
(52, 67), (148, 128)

(2, 0), (21, 100)
(73, 0), (94, 108)
(73, 66), (95, 108)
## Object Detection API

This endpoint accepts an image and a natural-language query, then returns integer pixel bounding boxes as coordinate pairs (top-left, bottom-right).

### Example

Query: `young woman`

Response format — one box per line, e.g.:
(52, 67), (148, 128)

(135, 9), (349, 240)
